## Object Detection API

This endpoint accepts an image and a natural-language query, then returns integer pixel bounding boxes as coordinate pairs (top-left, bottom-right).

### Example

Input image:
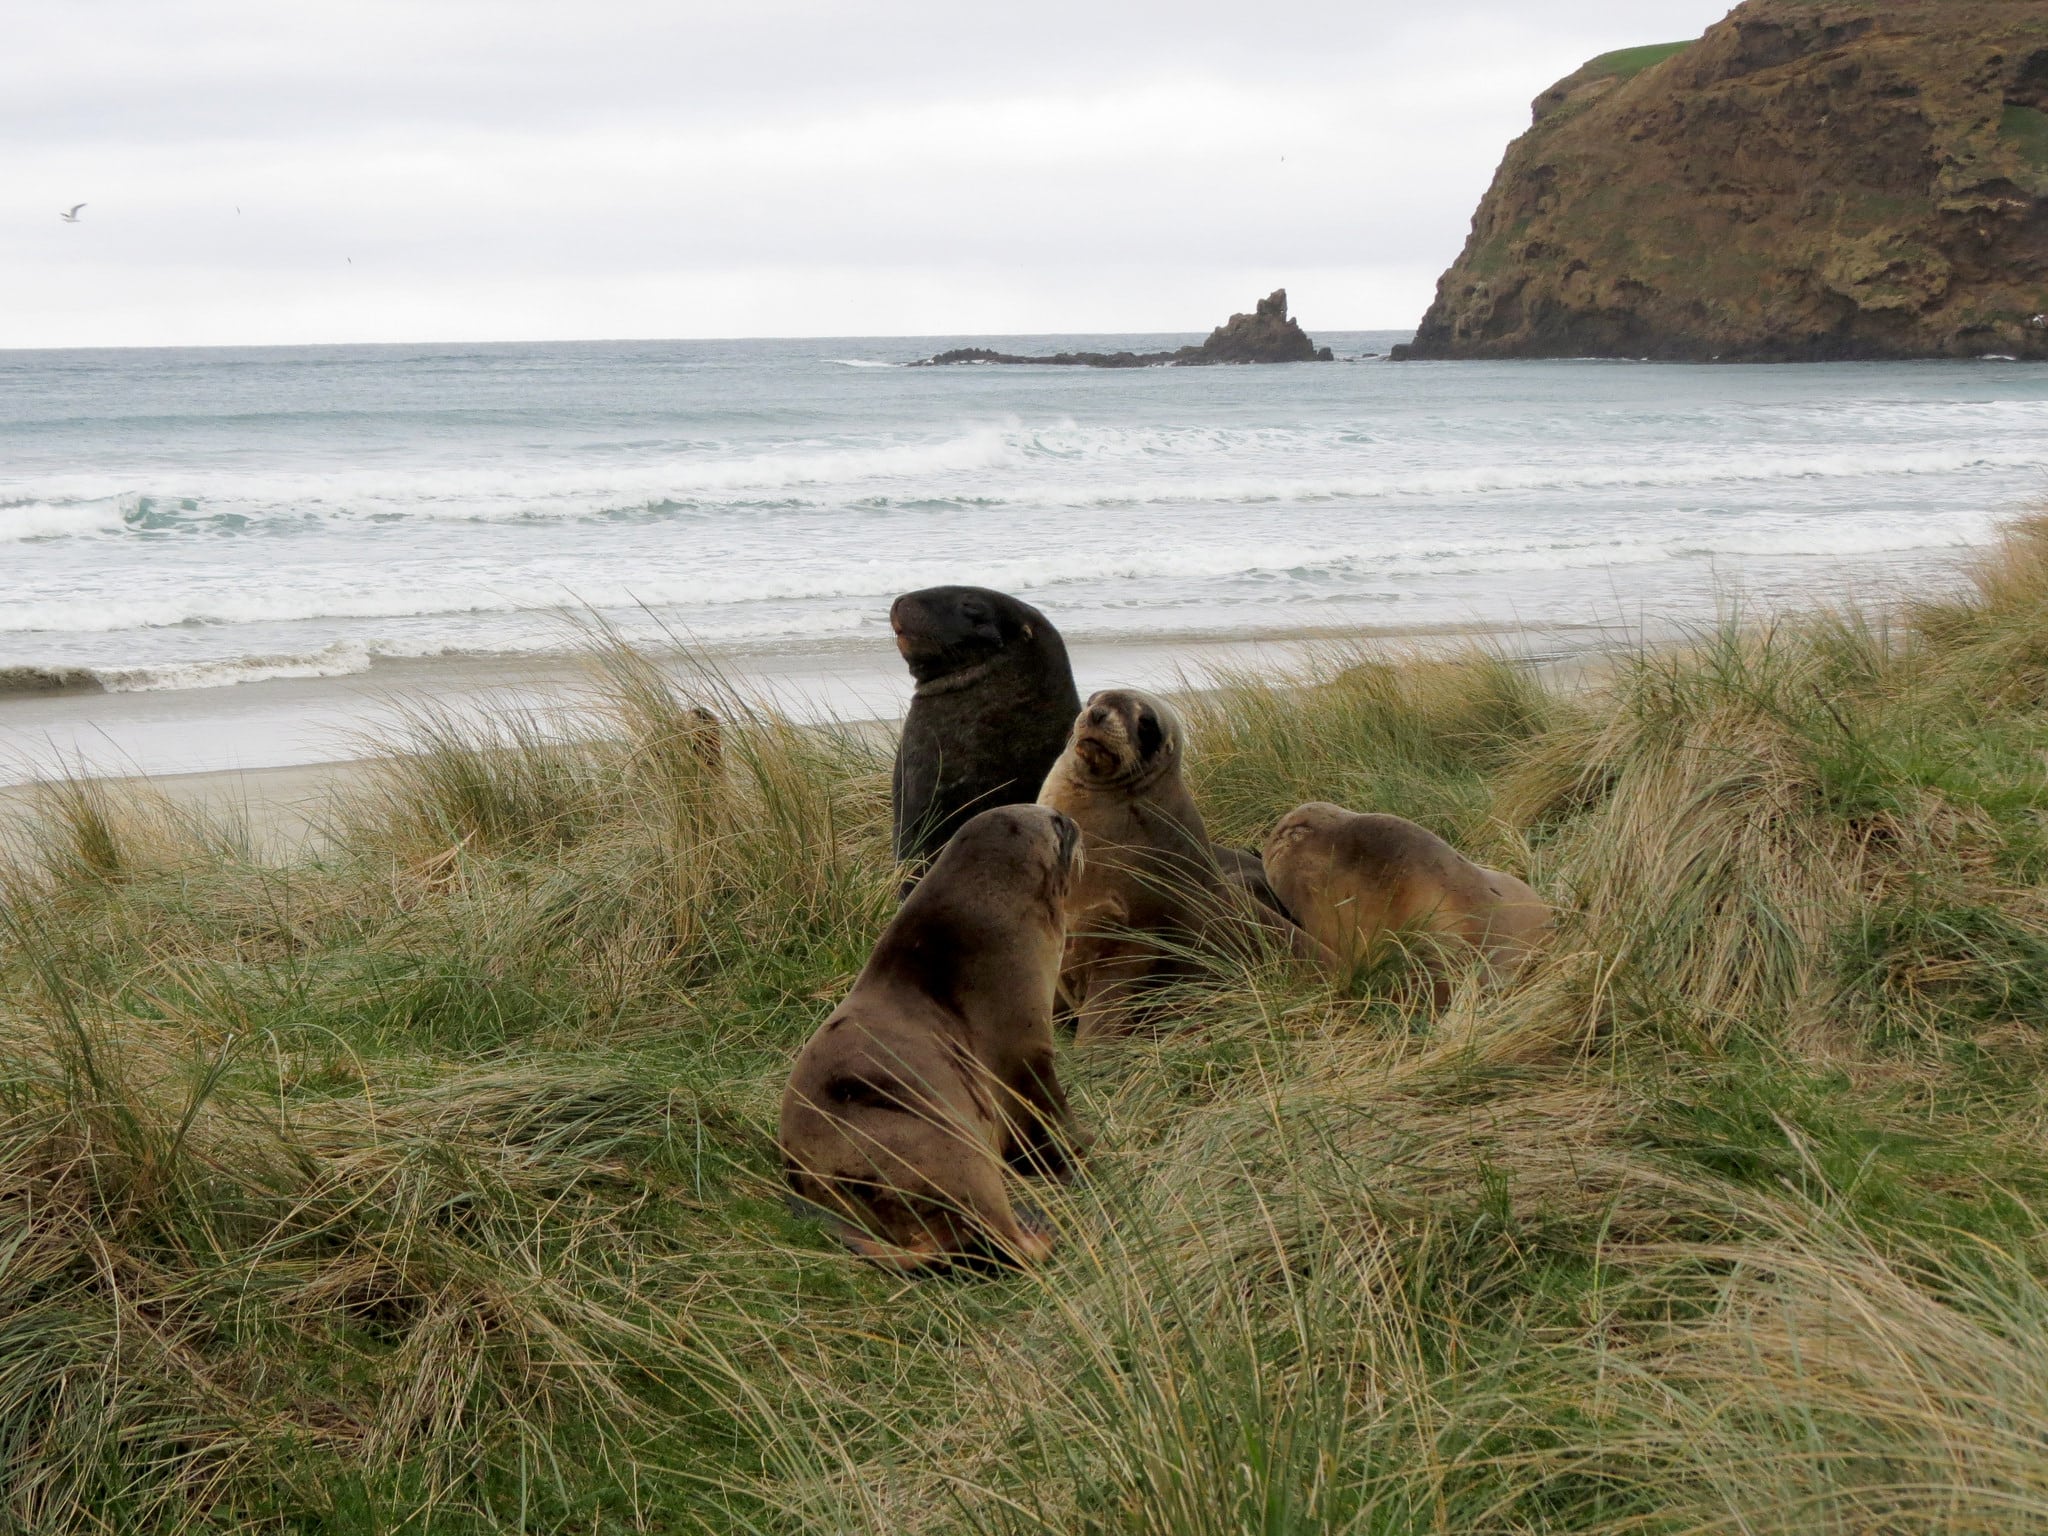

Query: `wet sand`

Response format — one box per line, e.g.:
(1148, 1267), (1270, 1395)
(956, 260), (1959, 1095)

(0, 620), (1642, 856)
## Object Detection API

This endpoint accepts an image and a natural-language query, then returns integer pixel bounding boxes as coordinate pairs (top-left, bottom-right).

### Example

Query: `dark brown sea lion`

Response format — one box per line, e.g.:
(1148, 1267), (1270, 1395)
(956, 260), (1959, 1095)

(780, 803), (1087, 1272)
(890, 586), (1080, 882)
(1037, 688), (1307, 1039)
(1262, 802), (1552, 989)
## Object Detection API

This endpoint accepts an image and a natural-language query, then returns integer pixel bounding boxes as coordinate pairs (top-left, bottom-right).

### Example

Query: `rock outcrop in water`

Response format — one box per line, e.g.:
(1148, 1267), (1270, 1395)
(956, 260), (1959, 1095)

(1394, 0), (2048, 362)
(916, 290), (1335, 367)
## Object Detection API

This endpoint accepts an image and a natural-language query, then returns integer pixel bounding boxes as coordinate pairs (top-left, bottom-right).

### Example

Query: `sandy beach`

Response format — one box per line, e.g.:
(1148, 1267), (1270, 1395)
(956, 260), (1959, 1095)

(0, 617), (1643, 854)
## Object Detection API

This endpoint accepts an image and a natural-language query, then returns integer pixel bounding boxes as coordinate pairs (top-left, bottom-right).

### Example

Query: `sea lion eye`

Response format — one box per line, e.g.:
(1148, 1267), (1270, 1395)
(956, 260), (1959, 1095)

(1136, 710), (1163, 759)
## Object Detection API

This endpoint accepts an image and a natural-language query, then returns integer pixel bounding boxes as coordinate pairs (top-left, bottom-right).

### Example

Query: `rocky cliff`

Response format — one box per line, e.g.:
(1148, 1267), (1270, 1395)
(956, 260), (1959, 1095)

(916, 290), (1334, 366)
(1396, 0), (2048, 362)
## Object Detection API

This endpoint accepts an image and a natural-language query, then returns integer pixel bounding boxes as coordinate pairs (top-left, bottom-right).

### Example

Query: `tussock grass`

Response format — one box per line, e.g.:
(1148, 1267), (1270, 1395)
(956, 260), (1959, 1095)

(6, 523), (2048, 1530)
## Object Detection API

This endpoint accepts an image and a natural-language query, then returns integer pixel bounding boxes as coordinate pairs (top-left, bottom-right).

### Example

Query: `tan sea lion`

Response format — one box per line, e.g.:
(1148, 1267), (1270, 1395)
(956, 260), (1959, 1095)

(1038, 688), (1307, 1038)
(780, 803), (1087, 1272)
(1261, 802), (1551, 989)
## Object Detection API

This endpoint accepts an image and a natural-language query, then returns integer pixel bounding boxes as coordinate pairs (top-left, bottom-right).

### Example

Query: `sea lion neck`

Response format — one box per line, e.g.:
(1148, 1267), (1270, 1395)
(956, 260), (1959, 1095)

(910, 655), (1002, 698)
(1079, 748), (1175, 798)
(910, 642), (1058, 700)
(872, 881), (1057, 1011)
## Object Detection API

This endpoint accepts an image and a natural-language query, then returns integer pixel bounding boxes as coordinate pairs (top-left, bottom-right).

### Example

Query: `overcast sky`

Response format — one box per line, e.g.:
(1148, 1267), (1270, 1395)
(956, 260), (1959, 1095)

(7, 0), (1732, 348)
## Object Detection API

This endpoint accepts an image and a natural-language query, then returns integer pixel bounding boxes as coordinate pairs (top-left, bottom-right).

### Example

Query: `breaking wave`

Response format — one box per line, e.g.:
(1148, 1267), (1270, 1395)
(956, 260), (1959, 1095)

(0, 519), (1997, 643)
(5, 335), (2040, 696)
(0, 641), (374, 696)
(5, 433), (2045, 542)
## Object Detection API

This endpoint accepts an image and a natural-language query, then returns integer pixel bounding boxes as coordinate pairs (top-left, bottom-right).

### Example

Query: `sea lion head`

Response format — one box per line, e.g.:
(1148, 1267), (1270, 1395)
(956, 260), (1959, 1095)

(889, 586), (1052, 688)
(919, 802), (1086, 918)
(1064, 688), (1181, 792)
(1263, 801), (1347, 861)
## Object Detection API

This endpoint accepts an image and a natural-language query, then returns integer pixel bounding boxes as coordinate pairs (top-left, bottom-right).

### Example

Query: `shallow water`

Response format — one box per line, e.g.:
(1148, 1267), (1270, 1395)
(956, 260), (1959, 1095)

(3, 333), (2045, 692)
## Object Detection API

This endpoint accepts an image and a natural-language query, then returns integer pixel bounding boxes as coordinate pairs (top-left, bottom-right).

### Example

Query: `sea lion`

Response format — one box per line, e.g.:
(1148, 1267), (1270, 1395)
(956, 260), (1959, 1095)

(1038, 688), (1299, 1038)
(1261, 802), (1551, 989)
(780, 803), (1087, 1272)
(890, 586), (1080, 882)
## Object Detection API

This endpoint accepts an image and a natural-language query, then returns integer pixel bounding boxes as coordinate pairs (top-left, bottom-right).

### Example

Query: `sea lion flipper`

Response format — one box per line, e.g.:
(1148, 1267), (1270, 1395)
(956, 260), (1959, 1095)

(785, 1189), (900, 1259)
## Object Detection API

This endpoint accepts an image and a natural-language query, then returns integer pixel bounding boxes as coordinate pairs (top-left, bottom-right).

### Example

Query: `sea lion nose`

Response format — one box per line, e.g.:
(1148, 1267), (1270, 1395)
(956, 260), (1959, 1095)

(888, 596), (911, 632)
(1087, 705), (1111, 726)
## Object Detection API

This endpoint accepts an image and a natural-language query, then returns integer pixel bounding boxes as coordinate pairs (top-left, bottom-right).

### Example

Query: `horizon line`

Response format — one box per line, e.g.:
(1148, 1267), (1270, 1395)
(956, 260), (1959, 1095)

(0, 323), (1420, 356)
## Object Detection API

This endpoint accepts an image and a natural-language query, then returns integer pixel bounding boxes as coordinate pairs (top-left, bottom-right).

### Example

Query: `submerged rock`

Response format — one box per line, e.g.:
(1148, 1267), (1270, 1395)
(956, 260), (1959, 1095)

(1395, 0), (2048, 362)
(915, 290), (1334, 367)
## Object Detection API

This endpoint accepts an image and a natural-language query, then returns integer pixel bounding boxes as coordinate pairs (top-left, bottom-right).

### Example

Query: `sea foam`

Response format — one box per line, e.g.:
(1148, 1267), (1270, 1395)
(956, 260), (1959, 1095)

(4, 433), (2043, 543)
(4, 334), (2040, 691)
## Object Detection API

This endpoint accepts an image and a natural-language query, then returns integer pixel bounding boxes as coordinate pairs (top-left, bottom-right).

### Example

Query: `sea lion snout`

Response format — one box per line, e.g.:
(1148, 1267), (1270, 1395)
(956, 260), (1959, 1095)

(1068, 689), (1176, 785)
(1070, 708), (1132, 780)
(891, 588), (995, 643)
(889, 594), (940, 658)
(1072, 701), (1132, 776)
(888, 584), (1037, 687)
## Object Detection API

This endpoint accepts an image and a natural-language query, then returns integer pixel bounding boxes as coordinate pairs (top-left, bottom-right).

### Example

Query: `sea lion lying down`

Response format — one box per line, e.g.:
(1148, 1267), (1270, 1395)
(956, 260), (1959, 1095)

(1039, 688), (1322, 1038)
(1261, 802), (1551, 986)
(780, 803), (1088, 1271)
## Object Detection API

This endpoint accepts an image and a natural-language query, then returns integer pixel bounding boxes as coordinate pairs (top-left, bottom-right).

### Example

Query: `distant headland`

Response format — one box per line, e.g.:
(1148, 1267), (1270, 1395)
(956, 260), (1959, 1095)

(1395, 0), (2048, 362)
(914, 290), (1335, 367)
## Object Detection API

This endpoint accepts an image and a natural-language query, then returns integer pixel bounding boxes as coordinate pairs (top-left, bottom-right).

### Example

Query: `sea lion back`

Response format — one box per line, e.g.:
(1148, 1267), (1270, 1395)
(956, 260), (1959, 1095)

(1263, 802), (1550, 979)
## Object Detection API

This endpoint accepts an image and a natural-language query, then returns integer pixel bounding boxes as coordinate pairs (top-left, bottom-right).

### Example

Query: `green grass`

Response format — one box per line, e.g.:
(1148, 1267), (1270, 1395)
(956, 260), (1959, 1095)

(1578, 41), (1693, 83)
(8, 525), (2048, 1530)
(2000, 104), (2048, 171)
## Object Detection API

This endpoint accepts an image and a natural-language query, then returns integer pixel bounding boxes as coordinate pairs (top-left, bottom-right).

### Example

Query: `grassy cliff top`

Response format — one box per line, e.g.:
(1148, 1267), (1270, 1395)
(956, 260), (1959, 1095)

(1532, 37), (1696, 122)
(1581, 39), (1696, 79)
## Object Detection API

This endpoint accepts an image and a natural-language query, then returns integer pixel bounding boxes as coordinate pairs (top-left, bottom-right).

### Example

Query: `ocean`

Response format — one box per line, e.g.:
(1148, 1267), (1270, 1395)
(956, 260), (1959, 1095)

(3, 332), (2046, 697)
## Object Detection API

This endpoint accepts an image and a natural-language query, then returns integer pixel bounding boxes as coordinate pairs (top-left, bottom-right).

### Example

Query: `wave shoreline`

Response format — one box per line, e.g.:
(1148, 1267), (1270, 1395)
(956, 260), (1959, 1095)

(0, 618), (1655, 790)
(0, 614), (1641, 701)
(6, 437), (2046, 545)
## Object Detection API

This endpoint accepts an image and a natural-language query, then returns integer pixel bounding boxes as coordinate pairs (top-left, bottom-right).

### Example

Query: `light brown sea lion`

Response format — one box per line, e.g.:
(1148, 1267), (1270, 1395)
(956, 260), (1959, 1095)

(1261, 802), (1551, 989)
(780, 803), (1086, 1272)
(1037, 688), (1310, 1039)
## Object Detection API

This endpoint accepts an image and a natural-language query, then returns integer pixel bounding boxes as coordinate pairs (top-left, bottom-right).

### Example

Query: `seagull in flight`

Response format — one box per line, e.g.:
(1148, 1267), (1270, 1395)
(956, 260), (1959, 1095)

(60, 203), (86, 223)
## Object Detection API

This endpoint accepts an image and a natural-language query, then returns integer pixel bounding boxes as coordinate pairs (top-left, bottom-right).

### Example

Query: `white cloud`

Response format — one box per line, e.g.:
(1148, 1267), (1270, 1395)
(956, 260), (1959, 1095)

(4, 0), (1735, 345)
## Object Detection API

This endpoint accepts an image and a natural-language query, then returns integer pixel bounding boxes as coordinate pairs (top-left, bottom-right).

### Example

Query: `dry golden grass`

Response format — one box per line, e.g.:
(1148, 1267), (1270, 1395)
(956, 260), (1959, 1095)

(4, 522), (2048, 1531)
